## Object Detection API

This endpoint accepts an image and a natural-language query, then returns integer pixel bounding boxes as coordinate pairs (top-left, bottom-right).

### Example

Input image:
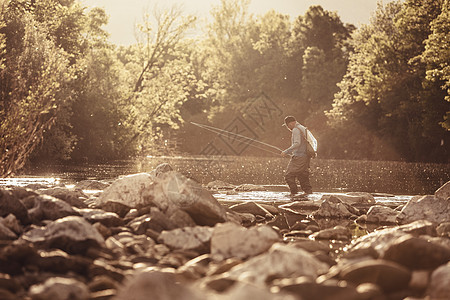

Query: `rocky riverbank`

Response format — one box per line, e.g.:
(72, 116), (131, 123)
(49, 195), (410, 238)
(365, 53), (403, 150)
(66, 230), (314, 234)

(0, 163), (449, 299)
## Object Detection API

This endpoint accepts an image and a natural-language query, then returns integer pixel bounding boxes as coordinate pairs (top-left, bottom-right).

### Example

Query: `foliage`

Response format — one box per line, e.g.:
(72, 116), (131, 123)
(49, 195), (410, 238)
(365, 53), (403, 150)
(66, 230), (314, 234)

(0, 2), (73, 176)
(327, 0), (449, 162)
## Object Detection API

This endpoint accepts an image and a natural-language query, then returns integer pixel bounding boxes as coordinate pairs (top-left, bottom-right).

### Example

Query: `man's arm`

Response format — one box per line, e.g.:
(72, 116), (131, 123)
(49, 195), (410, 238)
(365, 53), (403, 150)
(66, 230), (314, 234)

(282, 128), (301, 155)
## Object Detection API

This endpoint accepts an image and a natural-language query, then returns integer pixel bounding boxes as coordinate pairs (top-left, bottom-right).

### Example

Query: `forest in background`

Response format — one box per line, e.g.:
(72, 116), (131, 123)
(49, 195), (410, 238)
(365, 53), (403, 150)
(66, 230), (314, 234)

(0, 0), (449, 177)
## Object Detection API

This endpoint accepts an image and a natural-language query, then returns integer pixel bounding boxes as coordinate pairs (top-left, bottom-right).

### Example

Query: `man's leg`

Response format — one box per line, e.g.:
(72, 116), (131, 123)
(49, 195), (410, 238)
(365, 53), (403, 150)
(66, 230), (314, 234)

(285, 157), (301, 195)
(298, 157), (312, 194)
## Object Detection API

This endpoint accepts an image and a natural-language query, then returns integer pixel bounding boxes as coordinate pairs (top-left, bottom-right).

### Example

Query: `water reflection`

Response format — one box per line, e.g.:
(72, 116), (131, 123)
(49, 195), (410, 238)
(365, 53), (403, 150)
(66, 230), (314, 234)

(20, 156), (449, 195)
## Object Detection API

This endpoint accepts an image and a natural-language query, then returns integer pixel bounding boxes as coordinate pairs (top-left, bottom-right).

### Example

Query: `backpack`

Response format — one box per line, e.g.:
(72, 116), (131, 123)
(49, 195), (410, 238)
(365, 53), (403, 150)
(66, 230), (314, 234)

(299, 126), (318, 159)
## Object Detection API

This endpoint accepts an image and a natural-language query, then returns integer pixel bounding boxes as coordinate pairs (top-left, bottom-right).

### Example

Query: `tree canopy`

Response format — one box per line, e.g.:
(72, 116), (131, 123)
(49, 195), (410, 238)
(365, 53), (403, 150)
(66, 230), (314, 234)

(1, 0), (449, 176)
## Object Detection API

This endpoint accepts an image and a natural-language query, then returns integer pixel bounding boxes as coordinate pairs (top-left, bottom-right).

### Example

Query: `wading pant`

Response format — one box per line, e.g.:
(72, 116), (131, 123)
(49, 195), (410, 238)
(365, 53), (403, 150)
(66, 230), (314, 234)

(285, 156), (312, 194)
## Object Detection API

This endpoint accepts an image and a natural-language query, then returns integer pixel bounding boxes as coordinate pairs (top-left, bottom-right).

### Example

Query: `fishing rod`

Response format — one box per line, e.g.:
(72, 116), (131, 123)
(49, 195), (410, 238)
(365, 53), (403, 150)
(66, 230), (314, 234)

(191, 121), (284, 155)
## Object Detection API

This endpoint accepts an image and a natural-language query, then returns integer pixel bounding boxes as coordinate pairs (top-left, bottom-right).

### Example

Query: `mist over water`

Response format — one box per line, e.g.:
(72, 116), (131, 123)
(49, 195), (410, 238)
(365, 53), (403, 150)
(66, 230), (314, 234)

(18, 156), (449, 195)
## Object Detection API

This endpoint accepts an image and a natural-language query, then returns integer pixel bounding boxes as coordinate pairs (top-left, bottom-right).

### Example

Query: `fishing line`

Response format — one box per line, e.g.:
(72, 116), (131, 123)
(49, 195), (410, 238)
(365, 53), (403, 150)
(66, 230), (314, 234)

(191, 122), (283, 155)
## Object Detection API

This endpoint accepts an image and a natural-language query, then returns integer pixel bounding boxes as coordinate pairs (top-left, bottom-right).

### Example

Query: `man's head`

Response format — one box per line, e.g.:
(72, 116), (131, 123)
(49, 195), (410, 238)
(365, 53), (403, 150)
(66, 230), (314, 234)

(283, 116), (296, 130)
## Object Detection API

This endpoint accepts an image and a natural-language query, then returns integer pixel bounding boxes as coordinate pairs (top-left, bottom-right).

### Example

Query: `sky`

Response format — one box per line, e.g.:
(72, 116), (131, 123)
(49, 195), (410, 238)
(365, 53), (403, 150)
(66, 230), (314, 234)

(80, 0), (385, 45)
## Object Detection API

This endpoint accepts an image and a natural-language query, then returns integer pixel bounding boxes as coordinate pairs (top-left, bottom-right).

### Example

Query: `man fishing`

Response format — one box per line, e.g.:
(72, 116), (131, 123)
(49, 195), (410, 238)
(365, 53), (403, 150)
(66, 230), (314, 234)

(281, 116), (313, 197)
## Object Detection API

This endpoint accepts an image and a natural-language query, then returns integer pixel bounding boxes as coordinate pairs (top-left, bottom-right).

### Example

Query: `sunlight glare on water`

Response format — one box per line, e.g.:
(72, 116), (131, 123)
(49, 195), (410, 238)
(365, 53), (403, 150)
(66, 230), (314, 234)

(0, 177), (60, 187)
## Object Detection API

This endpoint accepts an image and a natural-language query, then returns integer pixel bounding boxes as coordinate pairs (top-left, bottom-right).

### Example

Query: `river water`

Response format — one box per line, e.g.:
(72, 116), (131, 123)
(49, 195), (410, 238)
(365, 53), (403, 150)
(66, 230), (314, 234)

(5, 156), (449, 195)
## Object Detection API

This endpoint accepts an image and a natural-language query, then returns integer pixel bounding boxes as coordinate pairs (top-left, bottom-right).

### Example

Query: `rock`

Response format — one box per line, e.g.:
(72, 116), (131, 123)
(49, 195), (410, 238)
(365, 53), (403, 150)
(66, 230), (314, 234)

(75, 208), (123, 227)
(22, 216), (105, 254)
(435, 180), (450, 200)
(437, 222), (450, 237)
(382, 235), (450, 269)
(310, 225), (352, 241)
(158, 226), (213, 253)
(291, 239), (330, 253)
(223, 243), (329, 286)
(0, 222), (17, 240)
(276, 277), (360, 300)
(397, 195), (450, 224)
(148, 163), (173, 179)
(210, 222), (280, 261)
(99, 202), (131, 218)
(346, 220), (437, 257)
(153, 171), (228, 226)
(279, 201), (320, 213)
(333, 192), (375, 204)
(312, 195), (359, 219)
(29, 277), (90, 300)
(228, 202), (273, 218)
(409, 270), (431, 292)
(365, 205), (399, 224)
(0, 189), (30, 224)
(24, 194), (80, 223)
(206, 180), (236, 190)
(0, 214), (22, 235)
(37, 187), (88, 208)
(34, 249), (91, 275)
(234, 184), (267, 191)
(114, 269), (204, 300)
(339, 259), (411, 292)
(427, 262), (450, 299)
(97, 173), (154, 208)
(74, 180), (110, 190)
(214, 281), (296, 300)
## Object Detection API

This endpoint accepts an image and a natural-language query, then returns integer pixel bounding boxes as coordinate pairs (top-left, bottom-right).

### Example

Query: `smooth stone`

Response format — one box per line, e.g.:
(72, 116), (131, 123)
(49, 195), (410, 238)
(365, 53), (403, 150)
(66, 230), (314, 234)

(229, 202), (273, 218)
(158, 226), (213, 253)
(0, 214), (22, 235)
(97, 173), (154, 208)
(382, 235), (450, 269)
(397, 195), (450, 224)
(22, 216), (105, 254)
(113, 270), (203, 300)
(309, 225), (352, 241)
(426, 262), (450, 299)
(37, 187), (88, 208)
(365, 205), (399, 224)
(75, 208), (123, 227)
(312, 195), (359, 219)
(436, 222), (450, 237)
(276, 277), (361, 300)
(24, 194), (80, 222)
(210, 222), (280, 261)
(0, 222), (17, 240)
(29, 277), (90, 300)
(206, 180), (236, 190)
(340, 259), (411, 292)
(0, 189), (30, 224)
(435, 180), (450, 200)
(224, 243), (329, 286)
(74, 180), (110, 190)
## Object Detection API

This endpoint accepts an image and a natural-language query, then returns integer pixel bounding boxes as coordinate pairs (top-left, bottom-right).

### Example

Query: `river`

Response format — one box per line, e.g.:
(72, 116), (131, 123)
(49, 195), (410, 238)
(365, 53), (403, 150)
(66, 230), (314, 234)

(3, 156), (449, 196)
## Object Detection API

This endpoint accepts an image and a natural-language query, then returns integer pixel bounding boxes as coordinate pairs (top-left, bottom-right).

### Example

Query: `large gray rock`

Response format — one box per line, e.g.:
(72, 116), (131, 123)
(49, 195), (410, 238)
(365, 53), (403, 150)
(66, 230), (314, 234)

(75, 208), (123, 227)
(435, 180), (450, 200)
(365, 205), (399, 224)
(339, 259), (411, 292)
(97, 173), (155, 208)
(427, 262), (450, 299)
(312, 195), (359, 219)
(382, 235), (450, 269)
(223, 243), (329, 286)
(114, 269), (204, 300)
(29, 277), (90, 300)
(24, 194), (80, 223)
(22, 216), (105, 254)
(210, 222), (280, 261)
(37, 187), (88, 208)
(327, 192), (375, 205)
(158, 226), (214, 252)
(346, 220), (436, 257)
(397, 195), (450, 224)
(0, 189), (30, 224)
(309, 225), (352, 241)
(152, 171), (228, 226)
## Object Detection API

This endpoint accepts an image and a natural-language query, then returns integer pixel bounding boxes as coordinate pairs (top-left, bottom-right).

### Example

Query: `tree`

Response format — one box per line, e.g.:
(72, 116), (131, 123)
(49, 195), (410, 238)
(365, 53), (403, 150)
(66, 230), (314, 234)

(0, 1), (73, 176)
(327, 0), (449, 162)
(122, 4), (198, 155)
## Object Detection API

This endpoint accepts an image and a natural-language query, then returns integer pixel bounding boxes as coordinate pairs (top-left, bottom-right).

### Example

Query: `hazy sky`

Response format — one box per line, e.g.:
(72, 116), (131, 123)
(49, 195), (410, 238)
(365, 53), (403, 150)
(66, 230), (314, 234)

(80, 0), (385, 45)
